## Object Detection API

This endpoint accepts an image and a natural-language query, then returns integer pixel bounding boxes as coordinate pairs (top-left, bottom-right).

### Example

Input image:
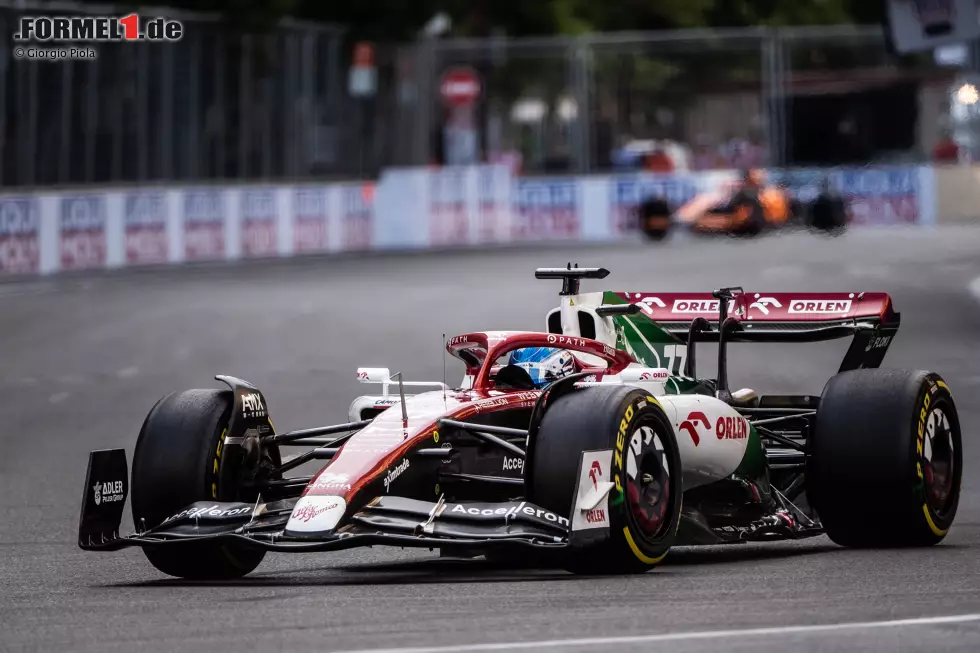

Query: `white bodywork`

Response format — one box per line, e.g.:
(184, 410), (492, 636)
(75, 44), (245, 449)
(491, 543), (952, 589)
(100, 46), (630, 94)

(347, 362), (751, 490)
(348, 285), (752, 489)
(652, 394), (752, 490)
(548, 291), (753, 487)
(570, 449), (614, 531)
(546, 291), (618, 346)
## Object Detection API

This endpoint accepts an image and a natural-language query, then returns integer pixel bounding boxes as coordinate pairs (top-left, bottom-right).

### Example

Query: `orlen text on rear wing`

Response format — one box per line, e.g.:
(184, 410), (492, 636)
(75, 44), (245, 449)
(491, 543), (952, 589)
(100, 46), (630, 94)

(611, 289), (900, 373)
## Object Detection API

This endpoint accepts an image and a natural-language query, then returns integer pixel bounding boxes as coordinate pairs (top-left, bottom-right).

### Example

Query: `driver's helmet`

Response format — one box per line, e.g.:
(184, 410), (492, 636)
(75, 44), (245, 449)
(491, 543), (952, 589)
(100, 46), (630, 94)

(509, 347), (575, 388)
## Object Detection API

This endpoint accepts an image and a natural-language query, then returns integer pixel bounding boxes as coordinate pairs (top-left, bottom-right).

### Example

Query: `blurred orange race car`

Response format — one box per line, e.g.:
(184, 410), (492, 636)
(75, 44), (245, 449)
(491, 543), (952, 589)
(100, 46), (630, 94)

(640, 169), (793, 239)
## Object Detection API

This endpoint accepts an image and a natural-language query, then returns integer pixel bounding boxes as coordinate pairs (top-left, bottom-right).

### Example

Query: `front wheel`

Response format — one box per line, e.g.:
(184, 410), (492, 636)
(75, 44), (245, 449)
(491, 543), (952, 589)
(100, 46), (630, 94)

(807, 370), (962, 547)
(731, 194), (766, 237)
(529, 386), (683, 574)
(132, 389), (272, 579)
(638, 197), (671, 241)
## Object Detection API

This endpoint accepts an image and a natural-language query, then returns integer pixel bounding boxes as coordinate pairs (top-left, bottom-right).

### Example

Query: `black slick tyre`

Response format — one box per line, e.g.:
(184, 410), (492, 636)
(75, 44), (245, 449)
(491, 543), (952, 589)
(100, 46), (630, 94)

(639, 197), (671, 241)
(732, 193), (765, 236)
(807, 370), (961, 547)
(529, 385), (682, 574)
(132, 389), (266, 579)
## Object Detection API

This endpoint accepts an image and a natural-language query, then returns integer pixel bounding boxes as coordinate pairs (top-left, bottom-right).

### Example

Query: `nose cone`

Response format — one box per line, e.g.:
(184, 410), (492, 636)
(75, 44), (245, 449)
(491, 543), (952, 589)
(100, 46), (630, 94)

(285, 496), (347, 535)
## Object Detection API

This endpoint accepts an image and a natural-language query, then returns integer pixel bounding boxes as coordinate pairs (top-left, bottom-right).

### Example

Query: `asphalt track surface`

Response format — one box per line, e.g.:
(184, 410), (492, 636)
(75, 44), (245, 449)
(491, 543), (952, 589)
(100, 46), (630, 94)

(3, 226), (980, 652)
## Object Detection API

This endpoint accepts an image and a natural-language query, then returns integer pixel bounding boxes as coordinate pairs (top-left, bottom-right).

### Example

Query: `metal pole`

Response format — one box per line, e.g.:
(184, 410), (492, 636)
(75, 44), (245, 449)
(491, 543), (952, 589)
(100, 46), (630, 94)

(565, 41), (577, 173)
(188, 34), (200, 179)
(301, 31), (315, 177)
(357, 98), (365, 178)
(284, 30), (297, 178)
(85, 50), (98, 183)
(0, 13), (6, 186)
(216, 30), (225, 179)
(111, 51), (123, 181)
(415, 37), (435, 165)
(239, 33), (251, 179)
(326, 34), (340, 168)
(263, 33), (274, 179)
(13, 52), (22, 185)
(137, 43), (149, 181)
(26, 56), (38, 185)
(778, 32), (789, 167)
(161, 38), (174, 180)
(761, 31), (775, 168)
(572, 38), (591, 174)
(59, 55), (72, 183)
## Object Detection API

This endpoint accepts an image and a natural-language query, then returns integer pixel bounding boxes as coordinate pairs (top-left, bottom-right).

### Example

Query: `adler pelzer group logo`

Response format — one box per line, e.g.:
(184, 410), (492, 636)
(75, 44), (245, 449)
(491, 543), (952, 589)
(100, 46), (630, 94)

(12, 14), (183, 60)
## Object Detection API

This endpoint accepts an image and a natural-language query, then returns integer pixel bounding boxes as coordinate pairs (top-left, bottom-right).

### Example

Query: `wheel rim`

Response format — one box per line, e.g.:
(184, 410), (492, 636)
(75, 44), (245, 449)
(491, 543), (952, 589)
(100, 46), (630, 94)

(624, 422), (673, 541)
(921, 405), (956, 517)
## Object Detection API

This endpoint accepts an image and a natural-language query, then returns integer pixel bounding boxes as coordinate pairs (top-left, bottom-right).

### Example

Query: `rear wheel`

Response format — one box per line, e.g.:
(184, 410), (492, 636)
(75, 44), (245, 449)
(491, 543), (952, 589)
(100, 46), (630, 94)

(807, 370), (961, 547)
(731, 192), (766, 236)
(529, 386), (682, 574)
(132, 389), (270, 579)
(639, 197), (671, 241)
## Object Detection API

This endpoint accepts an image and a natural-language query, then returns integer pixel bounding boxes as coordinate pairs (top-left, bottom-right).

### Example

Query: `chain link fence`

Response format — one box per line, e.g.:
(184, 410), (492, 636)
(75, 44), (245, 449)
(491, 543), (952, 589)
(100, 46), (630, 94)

(0, 2), (968, 187)
(0, 3), (350, 187)
(420, 27), (962, 175)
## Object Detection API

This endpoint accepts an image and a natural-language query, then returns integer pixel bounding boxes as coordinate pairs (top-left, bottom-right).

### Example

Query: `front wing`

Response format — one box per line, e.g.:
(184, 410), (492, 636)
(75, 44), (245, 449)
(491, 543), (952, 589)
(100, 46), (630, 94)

(78, 450), (601, 554)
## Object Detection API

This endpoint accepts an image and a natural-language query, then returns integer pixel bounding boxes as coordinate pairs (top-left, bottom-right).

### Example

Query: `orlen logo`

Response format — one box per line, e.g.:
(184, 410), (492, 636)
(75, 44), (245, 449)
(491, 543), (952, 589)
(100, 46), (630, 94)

(588, 460), (602, 489)
(671, 299), (736, 314)
(717, 416), (749, 440)
(639, 370), (669, 381)
(679, 411), (710, 446)
(636, 296), (666, 314)
(585, 508), (606, 524)
(788, 299), (851, 314)
(749, 297), (782, 315)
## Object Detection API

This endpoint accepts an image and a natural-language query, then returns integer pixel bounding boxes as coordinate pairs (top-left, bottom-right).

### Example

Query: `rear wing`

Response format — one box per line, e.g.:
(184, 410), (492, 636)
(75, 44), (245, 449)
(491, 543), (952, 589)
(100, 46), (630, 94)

(610, 290), (899, 373)
(535, 263), (901, 388)
(611, 291), (894, 332)
(532, 267), (899, 378)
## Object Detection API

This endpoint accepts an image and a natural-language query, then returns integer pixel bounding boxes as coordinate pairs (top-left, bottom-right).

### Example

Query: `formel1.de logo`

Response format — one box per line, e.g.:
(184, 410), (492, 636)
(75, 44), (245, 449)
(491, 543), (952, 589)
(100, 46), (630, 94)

(13, 14), (183, 42)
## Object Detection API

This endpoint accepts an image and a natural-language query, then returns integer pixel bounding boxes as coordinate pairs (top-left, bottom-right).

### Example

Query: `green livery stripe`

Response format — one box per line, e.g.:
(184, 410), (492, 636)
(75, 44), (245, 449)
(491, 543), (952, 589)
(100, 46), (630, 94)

(733, 424), (767, 481)
(602, 292), (708, 395)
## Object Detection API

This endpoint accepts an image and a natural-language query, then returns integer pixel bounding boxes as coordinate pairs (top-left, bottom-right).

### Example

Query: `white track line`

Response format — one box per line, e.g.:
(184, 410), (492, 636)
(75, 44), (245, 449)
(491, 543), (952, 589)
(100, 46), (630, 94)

(332, 613), (980, 653)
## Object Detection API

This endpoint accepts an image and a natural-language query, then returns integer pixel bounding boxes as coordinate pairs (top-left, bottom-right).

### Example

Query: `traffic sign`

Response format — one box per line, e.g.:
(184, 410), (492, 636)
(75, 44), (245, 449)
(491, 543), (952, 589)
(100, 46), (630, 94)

(440, 67), (481, 107)
(349, 41), (377, 97)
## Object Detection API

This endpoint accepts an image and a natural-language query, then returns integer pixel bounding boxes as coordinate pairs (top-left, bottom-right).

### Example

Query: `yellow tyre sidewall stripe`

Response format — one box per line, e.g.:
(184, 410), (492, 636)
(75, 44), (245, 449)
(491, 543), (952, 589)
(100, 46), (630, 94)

(623, 526), (667, 565)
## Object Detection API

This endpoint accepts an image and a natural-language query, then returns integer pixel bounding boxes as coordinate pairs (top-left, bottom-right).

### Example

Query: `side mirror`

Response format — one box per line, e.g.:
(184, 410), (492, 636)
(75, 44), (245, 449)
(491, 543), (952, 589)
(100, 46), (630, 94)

(356, 367), (391, 383)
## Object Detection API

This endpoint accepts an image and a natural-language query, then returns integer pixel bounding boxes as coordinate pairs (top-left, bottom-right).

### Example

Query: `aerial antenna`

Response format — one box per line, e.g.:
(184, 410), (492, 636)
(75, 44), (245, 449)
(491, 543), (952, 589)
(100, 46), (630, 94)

(442, 333), (447, 403)
(391, 372), (408, 427)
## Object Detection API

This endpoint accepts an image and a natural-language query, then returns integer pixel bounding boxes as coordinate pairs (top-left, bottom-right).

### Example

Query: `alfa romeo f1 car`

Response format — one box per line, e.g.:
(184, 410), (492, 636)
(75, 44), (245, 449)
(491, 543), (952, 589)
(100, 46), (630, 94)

(78, 267), (962, 578)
